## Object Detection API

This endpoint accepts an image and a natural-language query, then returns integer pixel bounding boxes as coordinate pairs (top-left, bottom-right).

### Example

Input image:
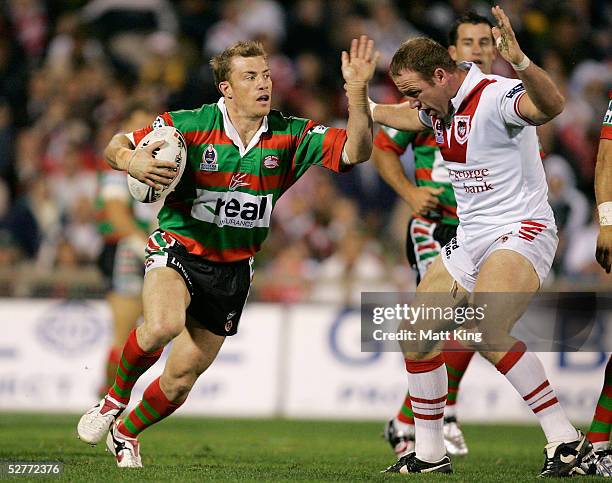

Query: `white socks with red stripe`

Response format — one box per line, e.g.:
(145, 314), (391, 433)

(496, 342), (578, 443)
(405, 356), (447, 463)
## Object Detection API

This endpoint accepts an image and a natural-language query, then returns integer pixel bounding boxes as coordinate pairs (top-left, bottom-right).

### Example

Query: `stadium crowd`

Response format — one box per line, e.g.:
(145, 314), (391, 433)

(0, 0), (610, 300)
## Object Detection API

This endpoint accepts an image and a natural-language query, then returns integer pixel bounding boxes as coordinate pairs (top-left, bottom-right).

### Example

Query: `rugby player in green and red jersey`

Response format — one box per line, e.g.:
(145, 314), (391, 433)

(77, 36), (380, 467)
(373, 13), (496, 458)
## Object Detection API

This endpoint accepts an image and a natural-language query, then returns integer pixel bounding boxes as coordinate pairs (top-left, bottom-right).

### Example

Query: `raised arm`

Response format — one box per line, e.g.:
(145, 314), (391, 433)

(491, 5), (564, 125)
(340, 35), (380, 165)
(370, 101), (428, 132)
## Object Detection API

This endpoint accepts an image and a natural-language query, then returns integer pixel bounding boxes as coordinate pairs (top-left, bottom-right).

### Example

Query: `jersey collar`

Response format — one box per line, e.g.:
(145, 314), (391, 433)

(450, 62), (485, 113)
(217, 98), (269, 157)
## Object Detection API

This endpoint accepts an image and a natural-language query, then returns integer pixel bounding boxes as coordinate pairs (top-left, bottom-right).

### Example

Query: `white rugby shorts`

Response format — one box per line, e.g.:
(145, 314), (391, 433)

(441, 220), (558, 292)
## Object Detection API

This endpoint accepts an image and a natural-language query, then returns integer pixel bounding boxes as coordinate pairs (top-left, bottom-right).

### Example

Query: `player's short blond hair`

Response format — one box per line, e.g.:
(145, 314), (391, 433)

(210, 41), (267, 93)
(390, 37), (457, 82)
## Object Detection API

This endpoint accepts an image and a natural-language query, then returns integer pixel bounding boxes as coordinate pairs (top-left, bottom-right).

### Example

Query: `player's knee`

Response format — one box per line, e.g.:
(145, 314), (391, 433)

(142, 313), (185, 348)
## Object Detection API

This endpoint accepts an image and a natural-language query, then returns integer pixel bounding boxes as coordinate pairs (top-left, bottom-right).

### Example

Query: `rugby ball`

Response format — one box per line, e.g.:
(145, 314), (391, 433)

(127, 126), (187, 203)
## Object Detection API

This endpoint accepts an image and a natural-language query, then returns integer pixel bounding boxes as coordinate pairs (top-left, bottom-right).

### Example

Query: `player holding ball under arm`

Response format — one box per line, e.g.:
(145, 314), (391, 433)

(372, 6), (593, 477)
(77, 36), (379, 468)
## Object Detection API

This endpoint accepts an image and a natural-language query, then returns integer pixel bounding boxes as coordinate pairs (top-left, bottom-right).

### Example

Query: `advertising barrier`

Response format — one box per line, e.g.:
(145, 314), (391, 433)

(0, 299), (605, 422)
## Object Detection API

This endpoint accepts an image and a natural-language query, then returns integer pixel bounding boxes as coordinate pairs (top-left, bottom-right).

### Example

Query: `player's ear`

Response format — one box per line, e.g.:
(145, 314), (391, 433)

(433, 67), (446, 85)
(219, 81), (232, 99)
(448, 45), (458, 62)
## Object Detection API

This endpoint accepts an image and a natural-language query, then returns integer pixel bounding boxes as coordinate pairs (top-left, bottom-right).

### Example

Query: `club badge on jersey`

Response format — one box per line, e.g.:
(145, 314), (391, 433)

(200, 145), (219, 172)
(454, 116), (471, 145)
(263, 155), (279, 169)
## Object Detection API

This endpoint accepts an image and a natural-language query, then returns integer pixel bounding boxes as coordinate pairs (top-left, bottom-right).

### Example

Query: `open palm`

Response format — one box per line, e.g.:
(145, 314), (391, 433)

(341, 35), (380, 84)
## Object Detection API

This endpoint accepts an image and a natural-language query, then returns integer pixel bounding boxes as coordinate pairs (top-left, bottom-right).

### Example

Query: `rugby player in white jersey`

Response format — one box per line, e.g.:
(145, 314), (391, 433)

(376, 12), (498, 458)
(370, 6), (593, 477)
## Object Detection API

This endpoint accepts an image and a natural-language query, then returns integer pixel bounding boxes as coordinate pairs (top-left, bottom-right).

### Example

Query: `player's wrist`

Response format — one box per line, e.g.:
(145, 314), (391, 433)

(346, 81), (369, 109)
(511, 53), (531, 72)
(118, 147), (135, 172)
(403, 187), (418, 208)
(598, 201), (612, 226)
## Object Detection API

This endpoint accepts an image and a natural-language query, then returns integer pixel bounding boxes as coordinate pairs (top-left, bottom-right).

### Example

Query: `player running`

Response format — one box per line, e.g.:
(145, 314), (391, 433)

(77, 37), (379, 467)
(586, 88), (612, 476)
(371, 6), (593, 477)
(374, 12), (497, 458)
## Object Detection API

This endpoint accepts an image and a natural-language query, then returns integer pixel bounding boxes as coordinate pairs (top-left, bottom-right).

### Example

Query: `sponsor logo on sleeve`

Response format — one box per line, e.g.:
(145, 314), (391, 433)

(604, 99), (612, 125)
(307, 125), (328, 135)
(434, 119), (444, 145)
(200, 144), (219, 172)
(505, 83), (525, 99)
(152, 116), (167, 129)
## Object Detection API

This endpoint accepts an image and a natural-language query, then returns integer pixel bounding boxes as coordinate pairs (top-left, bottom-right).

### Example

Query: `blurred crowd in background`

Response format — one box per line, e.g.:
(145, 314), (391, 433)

(0, 0), (610, 301)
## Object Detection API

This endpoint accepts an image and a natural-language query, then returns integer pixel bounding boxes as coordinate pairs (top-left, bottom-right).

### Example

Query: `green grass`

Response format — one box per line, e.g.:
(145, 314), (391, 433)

(0, 414), (601, 481)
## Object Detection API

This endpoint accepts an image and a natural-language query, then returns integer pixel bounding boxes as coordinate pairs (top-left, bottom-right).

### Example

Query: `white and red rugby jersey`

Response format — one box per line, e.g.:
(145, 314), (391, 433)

(419, 63), (555, 239)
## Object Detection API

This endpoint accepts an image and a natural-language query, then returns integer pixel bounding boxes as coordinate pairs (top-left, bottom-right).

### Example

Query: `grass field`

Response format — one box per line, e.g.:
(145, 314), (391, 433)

(0, 414), (602, 481)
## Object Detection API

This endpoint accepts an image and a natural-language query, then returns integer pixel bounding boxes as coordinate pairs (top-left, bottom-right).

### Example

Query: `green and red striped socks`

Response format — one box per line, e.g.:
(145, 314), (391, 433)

(396, 392), (415, 426)
(108, 329), (163, 406)
(444, 351), (474, 415)
(588, 355), (612, 450)
(118, 377), (183, 437)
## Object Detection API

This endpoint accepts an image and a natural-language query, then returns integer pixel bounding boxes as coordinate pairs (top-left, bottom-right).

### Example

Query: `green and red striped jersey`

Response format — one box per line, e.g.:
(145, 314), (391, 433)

(129, 99), (348, 262)
(374, 126), (458, 226)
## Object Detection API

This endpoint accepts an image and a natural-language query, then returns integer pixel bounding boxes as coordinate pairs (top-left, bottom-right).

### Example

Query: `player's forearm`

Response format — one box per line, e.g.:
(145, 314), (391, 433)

(372, 147), (416, 204)
(104, 133), (135, 171)
(595, 139), (612, 205)
(344, 82), (373, 164)
(516, 62), (565, 124)
(371, 102), (425, 132)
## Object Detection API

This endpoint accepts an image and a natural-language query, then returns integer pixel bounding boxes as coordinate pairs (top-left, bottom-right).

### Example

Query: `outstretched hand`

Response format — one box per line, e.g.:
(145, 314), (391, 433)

(491, 5), (526, 66)
(341, 35), (380, 84)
